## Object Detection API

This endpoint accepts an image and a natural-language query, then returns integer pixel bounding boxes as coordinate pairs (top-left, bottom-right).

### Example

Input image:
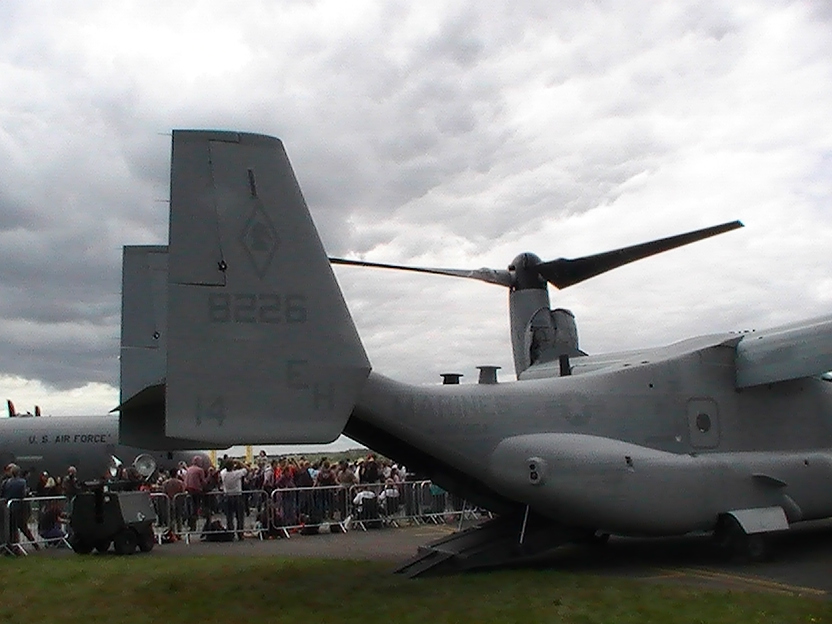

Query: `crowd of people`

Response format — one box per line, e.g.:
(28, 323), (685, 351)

(0, 463), (77, 552)
(2, 452), (457, 553)
(150, 452), (412, 540)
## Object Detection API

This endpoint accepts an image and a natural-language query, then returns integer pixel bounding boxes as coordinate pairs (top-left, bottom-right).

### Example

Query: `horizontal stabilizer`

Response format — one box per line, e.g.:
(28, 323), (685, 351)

(165, 131), (371, 444)
(735, 314), (832, 387)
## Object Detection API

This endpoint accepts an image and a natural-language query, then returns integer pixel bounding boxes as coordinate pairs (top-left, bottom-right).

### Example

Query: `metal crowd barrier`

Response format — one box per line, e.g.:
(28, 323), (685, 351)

(149, 492), (172, 543)
(344, 480), (471, 529)
(0, 482), (490, 554)
(265, 480), (484, 534)
(269, 484), (349, 536)
(0, 498), (8, 555)
(347, 482), (401, 530)
(415, 480), (470, 525)
(4, 495), (71, 554)
(170, 490), (268, 544)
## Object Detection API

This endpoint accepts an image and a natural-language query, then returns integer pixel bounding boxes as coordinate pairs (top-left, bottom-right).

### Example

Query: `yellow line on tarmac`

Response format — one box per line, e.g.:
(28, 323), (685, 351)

(641, 571), (687, 581)
(667, 568), (826, 596)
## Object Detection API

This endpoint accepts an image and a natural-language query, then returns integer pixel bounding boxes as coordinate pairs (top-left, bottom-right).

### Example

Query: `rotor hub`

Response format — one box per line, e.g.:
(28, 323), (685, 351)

(508, 253), (547, 291)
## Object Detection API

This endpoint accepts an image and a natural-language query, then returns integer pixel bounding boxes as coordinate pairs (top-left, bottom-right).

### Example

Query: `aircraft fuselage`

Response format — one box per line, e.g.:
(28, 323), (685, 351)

(349, 332), (832, 536)
(0, 415), (203, 483)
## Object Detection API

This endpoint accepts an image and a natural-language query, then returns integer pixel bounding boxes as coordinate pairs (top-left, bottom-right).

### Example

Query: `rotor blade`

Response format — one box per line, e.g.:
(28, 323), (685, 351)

(329, 257), (513, 287)
(537, 220), (744, 289)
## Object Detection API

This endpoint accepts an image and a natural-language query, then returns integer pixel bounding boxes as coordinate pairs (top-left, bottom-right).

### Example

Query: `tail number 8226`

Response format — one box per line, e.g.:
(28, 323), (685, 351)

(208, 293), (307, 324)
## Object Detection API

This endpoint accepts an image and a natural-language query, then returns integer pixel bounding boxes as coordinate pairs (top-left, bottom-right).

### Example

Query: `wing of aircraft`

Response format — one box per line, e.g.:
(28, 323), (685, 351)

(524, 316), (832, 388)
(735, 314), (832, 387)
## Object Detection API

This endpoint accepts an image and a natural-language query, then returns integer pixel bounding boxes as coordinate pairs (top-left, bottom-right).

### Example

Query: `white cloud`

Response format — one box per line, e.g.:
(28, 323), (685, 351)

(0, 0), (828, 417)
(0, 375), (117, 416)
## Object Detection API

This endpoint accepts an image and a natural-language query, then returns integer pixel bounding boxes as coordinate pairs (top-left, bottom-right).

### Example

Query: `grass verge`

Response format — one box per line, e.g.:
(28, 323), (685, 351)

(0, 556), (829, 623)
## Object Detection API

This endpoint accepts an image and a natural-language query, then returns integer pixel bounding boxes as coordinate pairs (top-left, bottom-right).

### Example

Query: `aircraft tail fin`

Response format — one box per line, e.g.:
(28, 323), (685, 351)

(118, 245), (199, 448)
(120, 245), (168, 405)
(164, 130), (370, 445)
(7, 400), (15, 418)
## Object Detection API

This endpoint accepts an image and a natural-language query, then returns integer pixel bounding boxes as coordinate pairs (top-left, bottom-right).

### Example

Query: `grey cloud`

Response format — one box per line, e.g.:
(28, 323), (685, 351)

(0, 0), (829, 404)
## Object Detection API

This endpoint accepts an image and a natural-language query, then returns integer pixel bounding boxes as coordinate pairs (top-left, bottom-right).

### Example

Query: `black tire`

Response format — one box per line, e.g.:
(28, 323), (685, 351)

(713, 514), (742, 556)
(94, 539), (111, 554)
(69, 535), (93, 555)
(713, 515), (772, 562)
(138, 529), (155, 553)
(113, 529), (137, 555)
(745, 533), (772, 562)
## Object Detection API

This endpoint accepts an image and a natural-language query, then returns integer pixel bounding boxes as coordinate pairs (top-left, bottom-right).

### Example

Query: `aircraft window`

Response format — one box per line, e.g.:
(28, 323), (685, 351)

(696, 413), (711, 433)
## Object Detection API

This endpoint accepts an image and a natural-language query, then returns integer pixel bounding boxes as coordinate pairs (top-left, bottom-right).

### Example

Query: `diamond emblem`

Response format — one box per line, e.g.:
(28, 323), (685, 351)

(239, 201), (280, 279)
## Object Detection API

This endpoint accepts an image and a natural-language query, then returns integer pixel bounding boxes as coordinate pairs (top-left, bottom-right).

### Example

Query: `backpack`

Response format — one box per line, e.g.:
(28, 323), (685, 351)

(204, 520), (234, 542)
(362, 462), (379, 483)
(295, 468), (314, 488)
(317, 468), (336, 486)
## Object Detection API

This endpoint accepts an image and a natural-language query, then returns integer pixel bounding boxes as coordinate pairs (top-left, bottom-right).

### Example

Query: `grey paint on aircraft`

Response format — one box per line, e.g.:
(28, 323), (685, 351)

(0, 415), (206, 483)
(123, 130), (832, 548)
(163, 131), (370, 445)
(121, 245), (168, 403)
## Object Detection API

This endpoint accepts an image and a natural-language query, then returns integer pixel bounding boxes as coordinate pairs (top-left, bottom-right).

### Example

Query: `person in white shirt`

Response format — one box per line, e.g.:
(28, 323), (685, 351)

(378, 478), (401, 516)
(220, 460), (249, 540)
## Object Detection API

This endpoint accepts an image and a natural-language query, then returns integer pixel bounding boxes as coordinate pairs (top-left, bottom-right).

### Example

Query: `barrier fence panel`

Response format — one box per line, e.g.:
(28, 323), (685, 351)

(416, 481), (467, 524)
(163, 481), (479, 544)
(269, 484), (349, 536)
(0, 498), (8, 555)
(401, 480), (427, 524)
(347, 482), (393, 530)
(149, 492), (172, 543)
(5, 495), (71, 554)
(171, 490), (267, 543)
(346, 480), (462, 530)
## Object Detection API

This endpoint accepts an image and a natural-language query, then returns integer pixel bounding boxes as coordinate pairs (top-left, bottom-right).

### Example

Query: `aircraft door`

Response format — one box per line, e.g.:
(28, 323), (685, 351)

(686, 398), (720, 448)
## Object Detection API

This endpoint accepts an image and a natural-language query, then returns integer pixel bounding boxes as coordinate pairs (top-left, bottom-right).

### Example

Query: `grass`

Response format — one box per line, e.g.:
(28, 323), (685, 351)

(0, 556), (829, 624)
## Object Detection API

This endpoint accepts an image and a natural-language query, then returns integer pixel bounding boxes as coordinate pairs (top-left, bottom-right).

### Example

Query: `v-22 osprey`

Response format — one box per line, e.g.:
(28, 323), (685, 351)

(117, 130), (832, 575)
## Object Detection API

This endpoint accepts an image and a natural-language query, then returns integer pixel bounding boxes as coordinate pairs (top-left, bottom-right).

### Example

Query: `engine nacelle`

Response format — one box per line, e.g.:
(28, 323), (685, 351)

(524, 307), (583, 367)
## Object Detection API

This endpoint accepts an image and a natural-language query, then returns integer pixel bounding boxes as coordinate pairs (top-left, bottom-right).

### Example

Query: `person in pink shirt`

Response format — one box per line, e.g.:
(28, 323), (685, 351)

(183, 456), (207, 532)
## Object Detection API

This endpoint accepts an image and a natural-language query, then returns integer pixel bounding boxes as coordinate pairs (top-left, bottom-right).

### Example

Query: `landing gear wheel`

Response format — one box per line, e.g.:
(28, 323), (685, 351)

(744, 533), (772, 562)
(713, 515), (738, 555)
(69, 535), (93, 554)
(113, 529), (137, 555)
(713, 515), (771, 562)
(94, 539), (111, 554)
(138, 529), (155, 553)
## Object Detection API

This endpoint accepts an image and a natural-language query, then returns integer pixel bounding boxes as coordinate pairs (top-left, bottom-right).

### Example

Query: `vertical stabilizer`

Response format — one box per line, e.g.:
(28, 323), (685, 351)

(165, 130), (370, 444)
(119, 245), (206, 449)
(120, 245), (168, 403)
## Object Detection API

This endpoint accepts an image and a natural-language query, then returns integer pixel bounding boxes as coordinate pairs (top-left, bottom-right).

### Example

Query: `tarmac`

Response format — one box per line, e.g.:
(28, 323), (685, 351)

(23, 518), (832, 598)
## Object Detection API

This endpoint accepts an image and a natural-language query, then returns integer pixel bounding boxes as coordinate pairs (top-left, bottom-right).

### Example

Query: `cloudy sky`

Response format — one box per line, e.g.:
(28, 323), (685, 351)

(1, 1), (830, 443)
